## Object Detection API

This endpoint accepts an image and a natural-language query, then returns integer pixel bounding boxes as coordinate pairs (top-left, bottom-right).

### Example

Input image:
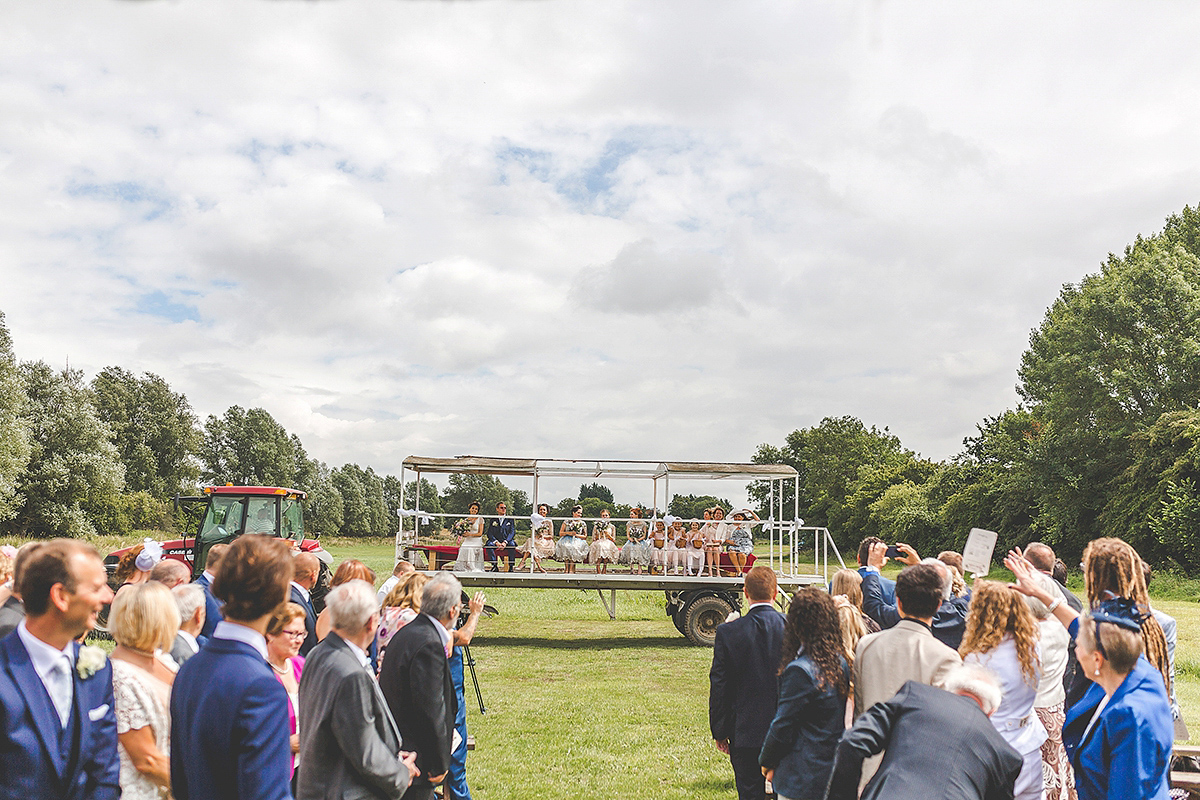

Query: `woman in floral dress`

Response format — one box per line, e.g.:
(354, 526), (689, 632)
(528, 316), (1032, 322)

(517, 503), (555, 572)
(620, 507), (650, 573)
(588, 509), (620, 573)
(555, 505), (590, 573)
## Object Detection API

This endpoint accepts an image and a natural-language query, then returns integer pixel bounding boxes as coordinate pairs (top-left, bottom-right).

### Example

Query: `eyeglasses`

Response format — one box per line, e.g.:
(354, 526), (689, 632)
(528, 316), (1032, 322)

(281, 630), (307, 639)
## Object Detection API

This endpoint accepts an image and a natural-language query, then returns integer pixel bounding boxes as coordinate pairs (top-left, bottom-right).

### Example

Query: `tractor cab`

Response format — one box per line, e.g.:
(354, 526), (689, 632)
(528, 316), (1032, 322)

(186, 486), (310, 576)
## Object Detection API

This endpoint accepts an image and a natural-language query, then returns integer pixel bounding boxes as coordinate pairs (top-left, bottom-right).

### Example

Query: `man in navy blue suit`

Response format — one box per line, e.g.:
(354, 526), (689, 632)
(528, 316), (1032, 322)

(171, 535), (295, 800)
(483, 501), (517, 572)
(192, 542), (228, 639)
(709, 565), (785, 800)
(289, 552), (320, 656)
(0, 539), (119, 800)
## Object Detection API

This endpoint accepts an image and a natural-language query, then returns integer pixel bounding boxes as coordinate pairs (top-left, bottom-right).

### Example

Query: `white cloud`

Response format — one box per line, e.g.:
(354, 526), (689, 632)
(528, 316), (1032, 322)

(2, 0), (1200, 507)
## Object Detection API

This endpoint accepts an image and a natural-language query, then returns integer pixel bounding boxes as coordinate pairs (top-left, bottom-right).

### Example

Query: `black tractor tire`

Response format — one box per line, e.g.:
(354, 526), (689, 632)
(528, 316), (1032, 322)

(684, 595), (733, 647)
(672, 608), (687, 635)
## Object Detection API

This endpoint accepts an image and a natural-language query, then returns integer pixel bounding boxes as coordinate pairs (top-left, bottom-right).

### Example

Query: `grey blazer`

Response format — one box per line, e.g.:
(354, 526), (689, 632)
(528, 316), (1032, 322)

(296, 632), (411, 800)
(0, 595), (24, 639)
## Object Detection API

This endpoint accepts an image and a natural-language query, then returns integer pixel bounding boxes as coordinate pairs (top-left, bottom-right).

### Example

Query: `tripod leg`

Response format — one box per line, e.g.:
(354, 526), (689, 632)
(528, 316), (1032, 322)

(463, 644), (486, 715)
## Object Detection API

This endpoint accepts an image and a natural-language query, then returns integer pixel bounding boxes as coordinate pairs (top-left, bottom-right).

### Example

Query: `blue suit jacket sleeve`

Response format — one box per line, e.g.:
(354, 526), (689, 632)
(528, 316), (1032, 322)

(861, 571), (900, 629)
(83, 664), (120, 800)
(236, 674), (295, 800)
(759, 661), (817, 768)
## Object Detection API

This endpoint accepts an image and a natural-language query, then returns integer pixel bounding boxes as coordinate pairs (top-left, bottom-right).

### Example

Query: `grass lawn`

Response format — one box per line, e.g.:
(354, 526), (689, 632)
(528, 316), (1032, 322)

(44, 535), (1200, 798)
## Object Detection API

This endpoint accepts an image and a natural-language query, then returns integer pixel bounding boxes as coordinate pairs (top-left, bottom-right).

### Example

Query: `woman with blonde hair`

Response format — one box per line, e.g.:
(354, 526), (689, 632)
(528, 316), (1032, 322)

(829, 568), (880, 634)
(376, 571), (429, 669)
(109, 580), (181, 799)
(959, 580), (1045, 800)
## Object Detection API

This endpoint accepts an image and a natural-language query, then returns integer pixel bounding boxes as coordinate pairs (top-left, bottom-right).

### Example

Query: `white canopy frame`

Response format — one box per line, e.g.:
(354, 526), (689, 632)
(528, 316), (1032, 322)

(394, 454), (843, 581)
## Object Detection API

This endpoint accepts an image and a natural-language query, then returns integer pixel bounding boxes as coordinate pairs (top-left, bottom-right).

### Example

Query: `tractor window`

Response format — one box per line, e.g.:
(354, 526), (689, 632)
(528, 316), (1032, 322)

(196, 496), (244, 573)
(246, 497), (278, 536)
(281, 498), (304, 543)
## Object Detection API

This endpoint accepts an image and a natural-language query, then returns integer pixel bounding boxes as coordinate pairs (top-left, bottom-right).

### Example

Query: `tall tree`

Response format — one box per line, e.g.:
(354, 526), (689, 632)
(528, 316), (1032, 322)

(1018, 228), (1200, 554)
(7, 363), (124, 537)
(199, 406), (308, 487)
(91, 366), (200, 497)
(332, 465), (370, 537)
(0, 312), (31, 522)
(440, 474), (512, 516)
(578, 482), (614, 503)
(305, 461), (345, 537)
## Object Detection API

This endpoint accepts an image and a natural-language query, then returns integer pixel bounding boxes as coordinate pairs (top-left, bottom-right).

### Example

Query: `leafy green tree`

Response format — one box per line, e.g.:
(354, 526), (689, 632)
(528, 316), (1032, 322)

(668, 494), (732, 520)
(199, 406), (308, 487)
(440, 474), (512, 516)
(91, 366), (200, 497)
(578, 482), (614, 503)
(332, 465), (369, 537)
(0, 312), (30, 523)
(1018, 228), (1200, 554)
(7, 363), (124, 537)
(305, 462), (344, 537)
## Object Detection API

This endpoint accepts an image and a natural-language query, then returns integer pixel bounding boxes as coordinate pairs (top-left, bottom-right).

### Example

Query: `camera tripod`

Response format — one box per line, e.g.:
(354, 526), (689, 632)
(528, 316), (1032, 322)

(461, 644), (486, 715)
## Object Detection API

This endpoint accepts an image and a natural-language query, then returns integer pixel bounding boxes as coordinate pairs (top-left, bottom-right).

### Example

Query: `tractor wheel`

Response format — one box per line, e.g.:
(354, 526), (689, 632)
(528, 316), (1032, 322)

(684, 595), (733, 647)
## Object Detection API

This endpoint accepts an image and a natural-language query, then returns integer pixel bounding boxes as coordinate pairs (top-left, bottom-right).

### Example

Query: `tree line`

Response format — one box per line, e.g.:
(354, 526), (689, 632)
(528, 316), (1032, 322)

(751, 205), (1200, 569)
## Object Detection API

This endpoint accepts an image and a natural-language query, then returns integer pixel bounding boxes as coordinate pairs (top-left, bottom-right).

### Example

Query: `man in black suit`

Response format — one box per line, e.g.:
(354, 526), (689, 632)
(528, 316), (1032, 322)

(708, 565), (785, 800)
(826, 666), (1022, 800)
(289, 552), (320, 656)
(193, 542), (228, 639)
(380, 571), (460, 800)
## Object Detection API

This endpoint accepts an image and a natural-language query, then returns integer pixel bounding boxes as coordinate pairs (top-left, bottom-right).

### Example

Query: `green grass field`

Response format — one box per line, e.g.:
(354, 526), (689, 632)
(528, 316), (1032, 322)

(55, 535), (1200, 799)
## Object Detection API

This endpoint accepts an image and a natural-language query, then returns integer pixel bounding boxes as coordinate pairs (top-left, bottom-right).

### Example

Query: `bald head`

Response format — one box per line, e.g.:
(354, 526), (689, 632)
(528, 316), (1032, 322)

(294, 552), (320, 590)
(149, 558), (191, 588)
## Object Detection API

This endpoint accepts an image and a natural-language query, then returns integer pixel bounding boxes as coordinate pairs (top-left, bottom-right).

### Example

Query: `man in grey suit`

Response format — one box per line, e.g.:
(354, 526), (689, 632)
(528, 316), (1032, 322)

(0, 542), (44, 639)
(169, 583), (207, 667)
(297, 579), (419, 800)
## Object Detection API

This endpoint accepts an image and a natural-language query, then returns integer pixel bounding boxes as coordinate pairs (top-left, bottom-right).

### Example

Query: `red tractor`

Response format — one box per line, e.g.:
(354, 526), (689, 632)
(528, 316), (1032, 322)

(104, 485), (333, 607)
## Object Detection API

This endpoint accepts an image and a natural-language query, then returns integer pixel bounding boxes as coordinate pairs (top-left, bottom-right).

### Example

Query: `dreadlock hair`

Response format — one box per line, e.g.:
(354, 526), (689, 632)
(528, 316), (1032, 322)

(959, 580), (1041, 688)
(1082, 537), (1171, 696)
(778, 587), (850, 701)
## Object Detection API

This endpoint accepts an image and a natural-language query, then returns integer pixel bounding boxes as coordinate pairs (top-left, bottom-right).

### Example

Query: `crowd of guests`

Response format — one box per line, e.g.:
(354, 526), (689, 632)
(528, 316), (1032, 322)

(0, 535), (486, 800)
(454, 500), (760, 576)
(710, 536), (1178, 800)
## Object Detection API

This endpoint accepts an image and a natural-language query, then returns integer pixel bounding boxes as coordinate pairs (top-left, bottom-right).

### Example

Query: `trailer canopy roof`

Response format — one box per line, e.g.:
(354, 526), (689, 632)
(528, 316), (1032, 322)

(401, 455), (797, 481)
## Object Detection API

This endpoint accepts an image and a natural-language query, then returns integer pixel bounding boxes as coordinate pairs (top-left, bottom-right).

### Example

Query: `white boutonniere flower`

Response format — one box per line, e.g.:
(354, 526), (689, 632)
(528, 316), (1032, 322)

(77, 645), (107, 680)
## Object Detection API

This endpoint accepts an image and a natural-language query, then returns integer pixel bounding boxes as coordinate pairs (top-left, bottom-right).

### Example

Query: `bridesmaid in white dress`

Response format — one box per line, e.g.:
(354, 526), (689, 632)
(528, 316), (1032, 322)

(620, 507), (651, 573)
(517, 503), (556, 572)
(589, 509), (620, 573)
(555, 505), (590, 573)
(454, 501), (485, 572)
(109, 582), (180, 800)
(649, 519), (668, 574)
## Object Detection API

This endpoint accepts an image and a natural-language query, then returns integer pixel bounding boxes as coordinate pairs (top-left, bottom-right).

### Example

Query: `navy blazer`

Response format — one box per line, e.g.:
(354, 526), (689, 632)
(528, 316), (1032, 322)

(484, 517), (516, 545)
(1063, 651), (1173, 800)
(709, 604), (786, 749)
(758, 653), (847, 800)
(859, 566), (895, 604)
(0, 633), (120, 800)
(289, 584), (318, 657)
(170, 635), (293, 800)
(193, 573), (223, 640)
(861, 571), (969, 650)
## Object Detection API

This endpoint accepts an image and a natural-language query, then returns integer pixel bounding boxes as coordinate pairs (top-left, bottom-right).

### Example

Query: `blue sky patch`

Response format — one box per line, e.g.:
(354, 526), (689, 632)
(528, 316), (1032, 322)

(67, 180), (174, 221)
(135, 290), (202, 323)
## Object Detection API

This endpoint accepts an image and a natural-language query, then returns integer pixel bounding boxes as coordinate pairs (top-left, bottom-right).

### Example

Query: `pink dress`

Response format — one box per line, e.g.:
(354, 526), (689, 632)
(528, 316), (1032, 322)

(271, 655), (305, 777)
(376, 607), (419, 672)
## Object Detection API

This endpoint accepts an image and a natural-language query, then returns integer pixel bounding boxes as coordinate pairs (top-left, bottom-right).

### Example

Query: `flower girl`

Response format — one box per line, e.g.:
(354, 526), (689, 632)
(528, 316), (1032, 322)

(685, 520), (705, 575)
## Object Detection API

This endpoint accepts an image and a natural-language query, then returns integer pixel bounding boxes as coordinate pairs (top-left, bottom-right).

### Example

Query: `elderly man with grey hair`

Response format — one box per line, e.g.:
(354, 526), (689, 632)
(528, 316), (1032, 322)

(862, 543), (971, 649)
(828, 665), (1023, 800)
(169, 583), (207, 666)
(297, 579), (419, 800)
(380, 572), (461, 800)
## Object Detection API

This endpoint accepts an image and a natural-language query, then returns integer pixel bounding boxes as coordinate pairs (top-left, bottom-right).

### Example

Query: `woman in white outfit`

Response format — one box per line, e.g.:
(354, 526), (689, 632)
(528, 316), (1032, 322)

(1023, 572), (1077, 800)
(960, 580), (1046, 800)
(454, 501), (485, 572)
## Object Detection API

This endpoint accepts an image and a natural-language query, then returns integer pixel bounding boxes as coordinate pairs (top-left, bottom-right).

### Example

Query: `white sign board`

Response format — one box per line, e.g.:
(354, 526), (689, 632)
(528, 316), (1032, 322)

(962, 528), (999, 576)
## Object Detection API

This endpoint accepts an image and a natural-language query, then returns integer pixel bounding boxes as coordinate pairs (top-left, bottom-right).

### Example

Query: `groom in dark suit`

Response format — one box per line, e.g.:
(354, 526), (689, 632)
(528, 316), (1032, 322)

(0, 539), (119, 800)
(709, 565), (785, 800)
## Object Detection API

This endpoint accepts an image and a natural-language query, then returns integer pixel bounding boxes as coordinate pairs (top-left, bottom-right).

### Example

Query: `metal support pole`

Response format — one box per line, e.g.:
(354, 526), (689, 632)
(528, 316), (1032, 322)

(395, 464), (406, 562)
(597, 589), (617, 620)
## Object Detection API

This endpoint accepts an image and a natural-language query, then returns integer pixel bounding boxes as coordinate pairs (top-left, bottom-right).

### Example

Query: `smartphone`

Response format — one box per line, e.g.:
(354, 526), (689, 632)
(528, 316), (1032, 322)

(884, 545), (902, 559)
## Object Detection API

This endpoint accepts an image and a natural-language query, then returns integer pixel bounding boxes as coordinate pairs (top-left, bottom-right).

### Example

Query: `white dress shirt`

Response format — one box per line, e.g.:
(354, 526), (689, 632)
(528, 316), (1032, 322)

(376, 575), (400, 606)
(17, 620), (74, 727)
(344, 636), (370, 669)
(964, 635), (1047, 755)
(212, 620), (269, 661)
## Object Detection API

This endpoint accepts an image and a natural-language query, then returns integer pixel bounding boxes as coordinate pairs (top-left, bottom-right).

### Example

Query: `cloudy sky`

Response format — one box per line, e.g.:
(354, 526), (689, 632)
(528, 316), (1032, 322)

(3, 0), (1200, 501)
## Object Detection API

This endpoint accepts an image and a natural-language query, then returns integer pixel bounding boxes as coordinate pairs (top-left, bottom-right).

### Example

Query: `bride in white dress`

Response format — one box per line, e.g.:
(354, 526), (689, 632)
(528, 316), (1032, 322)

(454, 501), (485, 572)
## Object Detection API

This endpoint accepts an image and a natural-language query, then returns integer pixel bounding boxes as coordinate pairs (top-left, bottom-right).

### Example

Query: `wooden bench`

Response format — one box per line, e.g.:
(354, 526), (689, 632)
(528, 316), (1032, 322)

(1171, 744), (1200, 794)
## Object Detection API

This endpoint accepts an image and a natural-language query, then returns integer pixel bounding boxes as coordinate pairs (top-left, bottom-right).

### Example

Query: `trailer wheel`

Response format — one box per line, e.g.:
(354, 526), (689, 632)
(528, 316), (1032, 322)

(684, 595), (733, 647)
(671, 609), (687, 635)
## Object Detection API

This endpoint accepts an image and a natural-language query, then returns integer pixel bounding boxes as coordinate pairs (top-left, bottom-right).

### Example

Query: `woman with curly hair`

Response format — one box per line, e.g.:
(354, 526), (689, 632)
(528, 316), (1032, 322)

(959, 580), (1045, 800)
(758, 588), (849, 800)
